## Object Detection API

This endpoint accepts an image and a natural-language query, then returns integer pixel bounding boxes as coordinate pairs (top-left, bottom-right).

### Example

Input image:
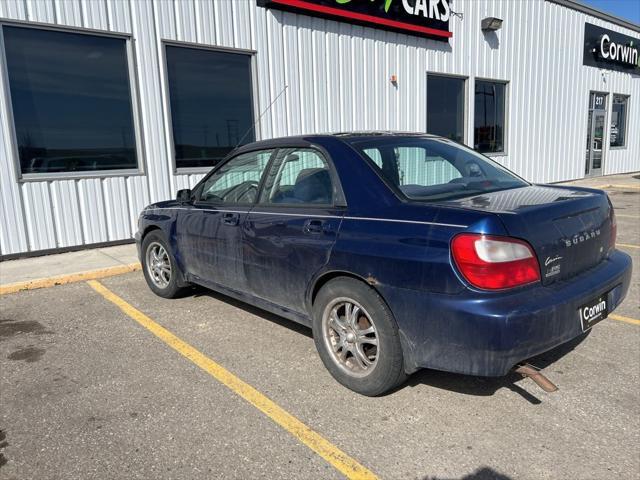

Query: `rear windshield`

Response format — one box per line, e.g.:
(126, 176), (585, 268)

(347, 137), (528, 202)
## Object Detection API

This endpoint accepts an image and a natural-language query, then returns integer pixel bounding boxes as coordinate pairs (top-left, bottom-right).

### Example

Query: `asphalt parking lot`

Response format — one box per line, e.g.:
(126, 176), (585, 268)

(1, 181), (638, 480)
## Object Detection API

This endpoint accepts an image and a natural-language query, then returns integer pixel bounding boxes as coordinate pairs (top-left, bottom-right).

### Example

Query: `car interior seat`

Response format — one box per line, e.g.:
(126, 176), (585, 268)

(272, 167), (332, 204)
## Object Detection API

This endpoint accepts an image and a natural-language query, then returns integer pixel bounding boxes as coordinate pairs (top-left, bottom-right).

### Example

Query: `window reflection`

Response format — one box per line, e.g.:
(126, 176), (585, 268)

(427, 75), (465, 143)
(353, 137), (526, 202)
(3, 26), (137, 174)
(200, 150), (273, 204)
(474, 80), (506, 154)
(610, 95), (628, 148)
(262, 150), (334, 205)
(165, 45), (255, 169)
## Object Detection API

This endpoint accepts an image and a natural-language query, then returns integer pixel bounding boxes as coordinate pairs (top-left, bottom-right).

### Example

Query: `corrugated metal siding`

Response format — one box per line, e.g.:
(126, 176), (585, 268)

(0, 0), (638, 256)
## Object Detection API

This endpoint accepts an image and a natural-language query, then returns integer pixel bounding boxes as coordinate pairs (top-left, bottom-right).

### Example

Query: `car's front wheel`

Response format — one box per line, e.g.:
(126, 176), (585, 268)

(312, 277), (407, 396)
(141, 231), (185, 299)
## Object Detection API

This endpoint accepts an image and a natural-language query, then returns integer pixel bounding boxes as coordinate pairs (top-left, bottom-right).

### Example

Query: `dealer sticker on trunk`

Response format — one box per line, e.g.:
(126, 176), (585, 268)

(544, 255), (563, 278)
(579, 294), (609, 331)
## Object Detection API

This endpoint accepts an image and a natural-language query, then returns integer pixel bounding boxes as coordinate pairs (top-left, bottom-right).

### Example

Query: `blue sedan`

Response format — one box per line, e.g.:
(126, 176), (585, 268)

(136, 133), (632, 396)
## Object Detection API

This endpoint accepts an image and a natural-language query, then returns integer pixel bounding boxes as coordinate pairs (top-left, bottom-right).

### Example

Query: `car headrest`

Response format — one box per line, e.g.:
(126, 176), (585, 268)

(293, 168), (332, 204)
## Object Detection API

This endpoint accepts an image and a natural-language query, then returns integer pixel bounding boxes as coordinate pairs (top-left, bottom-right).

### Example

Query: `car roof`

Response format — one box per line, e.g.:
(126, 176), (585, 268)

(232, 131), (441, 155)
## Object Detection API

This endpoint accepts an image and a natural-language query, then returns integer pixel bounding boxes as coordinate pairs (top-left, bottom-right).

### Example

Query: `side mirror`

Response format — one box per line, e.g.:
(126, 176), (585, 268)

(176, 188), (192, 204)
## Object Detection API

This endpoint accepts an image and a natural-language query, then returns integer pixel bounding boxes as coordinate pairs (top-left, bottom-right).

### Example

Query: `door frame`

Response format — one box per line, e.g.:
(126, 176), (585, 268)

(585, 91), (608, 177)
(587, 110), (606, 177)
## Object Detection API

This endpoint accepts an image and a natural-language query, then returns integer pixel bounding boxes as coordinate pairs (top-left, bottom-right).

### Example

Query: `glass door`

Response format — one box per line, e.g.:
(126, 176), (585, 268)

(588, 111), (605, 176)
(585, 92), (607, 177)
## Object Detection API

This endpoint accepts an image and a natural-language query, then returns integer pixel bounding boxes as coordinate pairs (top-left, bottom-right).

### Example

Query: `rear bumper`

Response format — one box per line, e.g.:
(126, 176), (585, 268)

(382, 250), (633, 376)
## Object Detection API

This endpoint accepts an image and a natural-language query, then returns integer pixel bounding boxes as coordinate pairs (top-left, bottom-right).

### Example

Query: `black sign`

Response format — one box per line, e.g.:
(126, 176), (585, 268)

(583, 23), (640, 74)
(257, 0), (452, 41)
(591, 92), (606, 110)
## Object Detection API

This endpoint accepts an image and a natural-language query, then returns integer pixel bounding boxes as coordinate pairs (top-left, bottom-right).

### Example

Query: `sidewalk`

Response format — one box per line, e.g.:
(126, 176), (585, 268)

(0, 243), (139, 292)
(560, 172), (640, 189)
(1, 172), (637, 290)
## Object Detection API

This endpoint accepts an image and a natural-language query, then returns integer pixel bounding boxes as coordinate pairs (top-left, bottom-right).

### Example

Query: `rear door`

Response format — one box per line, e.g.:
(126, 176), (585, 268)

(243, 148), (345, 313)
(177, 149), (274, 291)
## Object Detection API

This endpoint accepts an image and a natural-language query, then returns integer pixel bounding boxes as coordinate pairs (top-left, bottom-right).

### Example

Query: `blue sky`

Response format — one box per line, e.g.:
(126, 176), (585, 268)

(581, 0), (640, 24)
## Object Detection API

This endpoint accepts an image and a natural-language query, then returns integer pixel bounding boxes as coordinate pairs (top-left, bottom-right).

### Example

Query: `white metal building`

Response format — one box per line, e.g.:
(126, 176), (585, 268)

(0, 0), (638, 258)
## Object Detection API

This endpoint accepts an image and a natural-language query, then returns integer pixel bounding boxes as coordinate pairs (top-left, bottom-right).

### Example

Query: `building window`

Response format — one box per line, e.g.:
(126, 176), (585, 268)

(610, 95), (628, 148)
(2, 25), (138, 175)
(474, 80), (506, 154)
(427, 75), (465, 143)
(165, 45), (255, 170)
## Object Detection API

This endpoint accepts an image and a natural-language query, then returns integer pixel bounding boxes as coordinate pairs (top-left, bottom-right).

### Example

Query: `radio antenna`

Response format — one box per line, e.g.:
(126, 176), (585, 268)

(235, 84), (289, 149)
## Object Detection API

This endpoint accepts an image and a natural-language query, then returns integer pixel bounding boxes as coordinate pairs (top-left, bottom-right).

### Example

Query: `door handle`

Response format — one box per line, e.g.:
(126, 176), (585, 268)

(303, 219), (325, 234)
(222, 212), (240, 226)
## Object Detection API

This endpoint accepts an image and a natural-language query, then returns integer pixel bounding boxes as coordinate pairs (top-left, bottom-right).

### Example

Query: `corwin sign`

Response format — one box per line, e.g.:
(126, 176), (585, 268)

(257, 0), (452, 41)
(583, 23), (640, 74)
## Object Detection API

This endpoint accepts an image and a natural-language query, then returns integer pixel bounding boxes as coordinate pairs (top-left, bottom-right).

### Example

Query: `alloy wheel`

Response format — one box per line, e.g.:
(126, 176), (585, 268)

(322, 297), (379, 378)
(146, 242), (172, 289)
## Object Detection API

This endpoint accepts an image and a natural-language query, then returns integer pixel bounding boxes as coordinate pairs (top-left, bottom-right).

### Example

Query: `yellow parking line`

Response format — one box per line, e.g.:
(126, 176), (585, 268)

(617, 243), (640, 250)
(0, 263), (141, 295)
(87, 280), (377, 480)
(610, 314), (640, 326)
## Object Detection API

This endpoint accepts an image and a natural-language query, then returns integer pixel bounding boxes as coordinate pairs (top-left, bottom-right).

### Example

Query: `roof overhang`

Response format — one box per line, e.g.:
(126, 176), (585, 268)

(546, 0), (640, 33)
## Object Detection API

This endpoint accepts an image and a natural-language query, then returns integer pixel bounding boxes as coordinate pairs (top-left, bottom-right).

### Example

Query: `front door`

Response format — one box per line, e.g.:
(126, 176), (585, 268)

(585, 92), (607, 177)
(243, 148), (345, 314)
(176, 149), (274, 291)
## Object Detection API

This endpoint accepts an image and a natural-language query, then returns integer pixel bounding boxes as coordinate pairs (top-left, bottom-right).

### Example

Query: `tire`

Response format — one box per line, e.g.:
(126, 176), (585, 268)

(312, 277), (407, 396)
(141, 230), (185, 299)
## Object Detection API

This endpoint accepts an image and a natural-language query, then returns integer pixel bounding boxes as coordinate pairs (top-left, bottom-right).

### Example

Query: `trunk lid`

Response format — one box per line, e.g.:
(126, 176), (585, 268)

(443, 185), (614, 285)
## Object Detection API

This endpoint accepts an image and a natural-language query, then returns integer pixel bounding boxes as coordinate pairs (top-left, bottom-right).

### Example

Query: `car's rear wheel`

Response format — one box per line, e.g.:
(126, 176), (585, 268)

(312, 277), (406, 396)
(141, 231), (184, 299)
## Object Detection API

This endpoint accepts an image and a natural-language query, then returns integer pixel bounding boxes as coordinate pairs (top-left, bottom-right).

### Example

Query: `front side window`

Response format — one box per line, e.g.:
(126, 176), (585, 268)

(260, 149), (334, 205)
(610, 95), (629, 147)
(474, 80), (506, 154)
(199, 149), (273, 204)
(166, 45), (255, 170)
(3, 25), (138, 175)
(351, 137), (527, 202)
(427, 75), (465, 143)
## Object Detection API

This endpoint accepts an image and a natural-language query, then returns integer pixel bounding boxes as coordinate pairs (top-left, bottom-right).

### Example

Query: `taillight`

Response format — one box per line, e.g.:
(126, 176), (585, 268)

(451, 234), (541, 290)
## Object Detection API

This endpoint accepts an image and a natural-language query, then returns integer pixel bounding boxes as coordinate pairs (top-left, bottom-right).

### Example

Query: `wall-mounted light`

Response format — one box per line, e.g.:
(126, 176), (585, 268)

(481, 17), (503, 31)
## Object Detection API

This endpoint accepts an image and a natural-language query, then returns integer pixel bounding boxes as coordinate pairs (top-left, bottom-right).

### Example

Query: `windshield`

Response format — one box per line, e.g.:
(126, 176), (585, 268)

(347, 136), (528, 202)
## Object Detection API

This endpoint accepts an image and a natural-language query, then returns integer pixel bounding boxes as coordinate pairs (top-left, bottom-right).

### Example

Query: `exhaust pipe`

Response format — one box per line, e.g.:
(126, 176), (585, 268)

(514, 364), (558, 393)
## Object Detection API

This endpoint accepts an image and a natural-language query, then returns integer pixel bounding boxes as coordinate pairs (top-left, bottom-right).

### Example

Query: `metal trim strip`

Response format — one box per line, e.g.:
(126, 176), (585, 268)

(147, 207), (468, 228)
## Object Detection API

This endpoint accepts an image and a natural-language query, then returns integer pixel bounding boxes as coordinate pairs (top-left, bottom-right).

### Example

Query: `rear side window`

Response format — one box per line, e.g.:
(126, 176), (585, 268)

(260, 149), (334, 205)
(199, 149), (274, 204)
(355, 137), (527, 202)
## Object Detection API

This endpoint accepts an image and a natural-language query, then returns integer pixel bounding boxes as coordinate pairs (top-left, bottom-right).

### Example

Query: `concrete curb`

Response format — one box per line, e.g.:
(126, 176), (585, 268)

(0, 262), (141, 295)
